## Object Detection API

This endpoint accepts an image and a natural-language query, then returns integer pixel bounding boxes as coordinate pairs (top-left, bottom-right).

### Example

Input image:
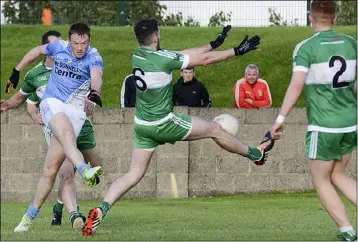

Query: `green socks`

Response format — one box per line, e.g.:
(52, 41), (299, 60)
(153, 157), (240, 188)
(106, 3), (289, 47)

(55, 200), (81, 214)
(54, 200), (64, 213)
(99, 201), (111, 219)
(69, 211), (79, 224)
(244, 147), (263, 161)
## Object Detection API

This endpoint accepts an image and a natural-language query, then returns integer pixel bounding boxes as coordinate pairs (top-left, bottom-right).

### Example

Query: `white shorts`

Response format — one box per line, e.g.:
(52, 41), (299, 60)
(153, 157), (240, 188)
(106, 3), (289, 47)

(40, 98), (86, 138)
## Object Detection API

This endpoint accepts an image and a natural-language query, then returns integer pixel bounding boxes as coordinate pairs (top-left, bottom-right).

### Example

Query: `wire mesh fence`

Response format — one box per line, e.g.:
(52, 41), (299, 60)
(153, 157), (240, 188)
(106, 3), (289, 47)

(0, 0), (356, 27)
(160, 1), (309, 27)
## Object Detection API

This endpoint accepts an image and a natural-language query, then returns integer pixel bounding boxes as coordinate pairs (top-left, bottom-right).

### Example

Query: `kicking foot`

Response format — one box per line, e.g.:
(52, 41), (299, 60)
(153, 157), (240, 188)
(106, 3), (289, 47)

(14, 214), (32, 232)
(50, 204), (62, 226)
(82, 208), (103, 236)
(83, 166), (103, 187)
(254, 131), (275, 166)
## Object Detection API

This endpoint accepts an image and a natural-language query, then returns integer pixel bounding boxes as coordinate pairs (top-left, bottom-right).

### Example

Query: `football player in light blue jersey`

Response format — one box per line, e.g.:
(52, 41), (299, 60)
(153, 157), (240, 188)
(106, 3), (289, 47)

(5, 23), (104, 233)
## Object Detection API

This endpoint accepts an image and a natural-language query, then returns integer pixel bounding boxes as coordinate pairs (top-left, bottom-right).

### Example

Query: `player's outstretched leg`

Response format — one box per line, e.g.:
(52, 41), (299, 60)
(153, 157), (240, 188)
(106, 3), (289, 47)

(309, 159), (356, 241)
(330, 153), (357, 241)
(82, 149), (153, 236)
(14, 136), (66, 232)
(185, 116), (274, 164)
(47, 112), (102, 187)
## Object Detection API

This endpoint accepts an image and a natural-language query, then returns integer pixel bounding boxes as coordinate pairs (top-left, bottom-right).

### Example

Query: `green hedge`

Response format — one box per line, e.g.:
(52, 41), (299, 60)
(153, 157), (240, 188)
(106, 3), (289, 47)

(1, 25), (356, 107)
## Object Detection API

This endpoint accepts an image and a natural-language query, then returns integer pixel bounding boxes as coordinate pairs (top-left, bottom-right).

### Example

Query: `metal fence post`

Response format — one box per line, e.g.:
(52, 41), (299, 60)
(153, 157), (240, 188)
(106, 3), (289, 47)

(119, 0), (126, 26)
(306, 0), (310, 26)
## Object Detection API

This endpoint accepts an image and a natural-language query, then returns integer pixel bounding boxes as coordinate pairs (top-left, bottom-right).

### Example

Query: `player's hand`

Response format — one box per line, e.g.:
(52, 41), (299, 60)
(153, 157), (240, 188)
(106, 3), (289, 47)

(234, 35), (261, 56)
(30, 113), (43, 125)
(210, 25), (232, 49)
(0, 100), (9, 114)
(85, 98), (96, 116)
(270, 122), (284, 140)
(245, 98), (253, 105)
(87, 89), (102, 107)
(5, 68), (20, 94)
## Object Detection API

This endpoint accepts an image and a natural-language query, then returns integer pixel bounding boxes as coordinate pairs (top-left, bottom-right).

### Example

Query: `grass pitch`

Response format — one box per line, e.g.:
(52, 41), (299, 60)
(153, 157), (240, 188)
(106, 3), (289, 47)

(1, 191), (356, 240)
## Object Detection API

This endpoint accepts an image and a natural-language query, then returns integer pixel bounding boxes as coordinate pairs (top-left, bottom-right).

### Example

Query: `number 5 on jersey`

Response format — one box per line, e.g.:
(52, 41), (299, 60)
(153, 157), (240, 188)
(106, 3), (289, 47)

(133, 68), (147, 92)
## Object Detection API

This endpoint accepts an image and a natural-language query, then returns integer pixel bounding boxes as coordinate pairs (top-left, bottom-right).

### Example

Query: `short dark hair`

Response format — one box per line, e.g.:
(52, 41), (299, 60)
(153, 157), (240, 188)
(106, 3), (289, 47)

(42, 30), (61, 45)
(134, 18), (159, 45)
(310, 0), (336, 20)
(181, 67), (195, 72)
(68, 22), (91, 39)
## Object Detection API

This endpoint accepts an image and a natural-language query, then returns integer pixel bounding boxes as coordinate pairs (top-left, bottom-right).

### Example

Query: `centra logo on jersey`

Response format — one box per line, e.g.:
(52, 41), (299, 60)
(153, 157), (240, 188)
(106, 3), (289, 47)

(55, 67), (82, 80)
(54, 60), (83, 80)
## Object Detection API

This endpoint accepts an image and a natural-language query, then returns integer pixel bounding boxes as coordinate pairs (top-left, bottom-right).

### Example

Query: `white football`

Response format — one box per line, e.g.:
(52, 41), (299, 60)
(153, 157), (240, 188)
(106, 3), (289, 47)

(213, 114), (240, 136)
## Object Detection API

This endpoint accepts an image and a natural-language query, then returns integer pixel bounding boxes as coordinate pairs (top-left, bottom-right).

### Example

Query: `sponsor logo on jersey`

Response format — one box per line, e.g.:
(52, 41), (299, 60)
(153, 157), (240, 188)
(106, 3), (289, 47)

(54, 60), (83, 80)
(37, 76), (48, 82)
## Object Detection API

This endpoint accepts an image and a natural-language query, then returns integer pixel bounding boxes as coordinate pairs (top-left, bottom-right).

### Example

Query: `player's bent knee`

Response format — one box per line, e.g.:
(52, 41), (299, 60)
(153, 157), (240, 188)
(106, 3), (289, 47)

(209, 121), (225, 138)
(43, 165), (59, 181)
(60, 171), (74, 184)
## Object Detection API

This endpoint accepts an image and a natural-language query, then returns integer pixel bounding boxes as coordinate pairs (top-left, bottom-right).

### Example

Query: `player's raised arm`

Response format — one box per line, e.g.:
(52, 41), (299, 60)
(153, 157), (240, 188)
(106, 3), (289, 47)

(184, 35), (260, 69)
(180, 25), (232, 55)
(4, 45), (46, 93)
(6, 39), (63, 94)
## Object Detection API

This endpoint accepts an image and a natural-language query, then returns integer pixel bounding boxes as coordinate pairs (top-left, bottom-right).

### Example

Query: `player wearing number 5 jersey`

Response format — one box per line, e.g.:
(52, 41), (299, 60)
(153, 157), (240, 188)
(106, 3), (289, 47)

(270, 1), (357, 241)
(83, 19), (275, 236)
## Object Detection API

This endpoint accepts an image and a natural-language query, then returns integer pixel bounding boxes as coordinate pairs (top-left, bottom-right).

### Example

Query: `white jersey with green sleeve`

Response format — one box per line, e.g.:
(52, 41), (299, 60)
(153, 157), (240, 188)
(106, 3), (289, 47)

(293, 30), (357, 133)
(132, 47), (189, 122)
(19, 61), (52, 105)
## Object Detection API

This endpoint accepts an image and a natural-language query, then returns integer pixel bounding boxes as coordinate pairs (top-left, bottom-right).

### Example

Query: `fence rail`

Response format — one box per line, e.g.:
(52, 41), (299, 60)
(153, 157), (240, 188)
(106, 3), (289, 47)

(1, 1), (356, 27)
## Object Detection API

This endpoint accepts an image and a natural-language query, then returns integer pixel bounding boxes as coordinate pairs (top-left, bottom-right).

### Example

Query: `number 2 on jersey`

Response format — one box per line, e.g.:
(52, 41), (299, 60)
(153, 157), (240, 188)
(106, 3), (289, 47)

(329, 55), (349, 89)
(133, 68), (147, 92)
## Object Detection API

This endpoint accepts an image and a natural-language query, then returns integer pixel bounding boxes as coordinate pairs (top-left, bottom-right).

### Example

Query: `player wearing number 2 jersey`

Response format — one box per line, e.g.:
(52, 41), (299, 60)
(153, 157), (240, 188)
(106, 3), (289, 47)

(270, 1), (357, 241)
(83, 18), (275, 236)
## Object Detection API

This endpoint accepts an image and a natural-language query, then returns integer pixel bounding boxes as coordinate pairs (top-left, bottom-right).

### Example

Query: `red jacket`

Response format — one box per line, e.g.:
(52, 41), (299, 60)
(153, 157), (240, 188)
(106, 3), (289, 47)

(233, 78), (272, 108)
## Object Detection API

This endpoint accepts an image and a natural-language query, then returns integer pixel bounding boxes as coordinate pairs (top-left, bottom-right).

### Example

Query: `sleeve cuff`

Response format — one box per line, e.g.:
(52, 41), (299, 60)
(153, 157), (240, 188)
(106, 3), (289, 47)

(26, 99), (38, 105)
(181, 54), (189, 69)
(19, 88), (30, 96)
(293, 66), (309, 73)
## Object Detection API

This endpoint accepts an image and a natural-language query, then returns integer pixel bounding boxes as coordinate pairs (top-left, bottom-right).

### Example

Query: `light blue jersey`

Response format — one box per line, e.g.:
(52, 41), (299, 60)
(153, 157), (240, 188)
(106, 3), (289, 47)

(43, 40), (103, 106)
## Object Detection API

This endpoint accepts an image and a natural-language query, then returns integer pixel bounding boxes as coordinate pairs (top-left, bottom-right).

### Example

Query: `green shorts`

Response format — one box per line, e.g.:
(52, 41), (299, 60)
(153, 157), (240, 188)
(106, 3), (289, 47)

(133, 112), (192, 150)
(42, 119), (96, 150)
(305, 131), (357, 161)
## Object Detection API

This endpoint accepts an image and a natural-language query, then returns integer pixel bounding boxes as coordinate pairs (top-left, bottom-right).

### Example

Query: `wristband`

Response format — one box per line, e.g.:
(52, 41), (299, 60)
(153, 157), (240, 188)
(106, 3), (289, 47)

(275, 114), (285, 124)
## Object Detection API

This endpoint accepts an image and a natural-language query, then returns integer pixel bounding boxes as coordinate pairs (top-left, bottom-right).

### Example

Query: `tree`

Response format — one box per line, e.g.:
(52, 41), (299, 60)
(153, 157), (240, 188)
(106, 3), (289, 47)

(51, 1), (118, 26)
(336, 0), (357, 26)
(268, 8), (298, 27)
(2, 0), (46, 24)
(184, 16), (200, 27)
(208, 11), (231, 27)
(2, 0), (169, 26)
(162, 12), (183, 26)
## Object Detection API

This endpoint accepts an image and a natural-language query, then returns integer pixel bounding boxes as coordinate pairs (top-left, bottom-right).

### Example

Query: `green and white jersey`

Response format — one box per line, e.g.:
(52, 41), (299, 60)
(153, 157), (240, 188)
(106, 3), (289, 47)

(293, 30), (357, 133)
(19, 61), (51, 105)
(132, 47), (189, 123)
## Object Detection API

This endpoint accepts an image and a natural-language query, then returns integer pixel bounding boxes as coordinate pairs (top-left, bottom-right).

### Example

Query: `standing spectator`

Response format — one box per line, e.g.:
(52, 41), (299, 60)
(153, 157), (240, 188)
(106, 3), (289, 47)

(173, 68), (211, 107)
(120, 74), (136, 108)
(233, 64), (272, 109)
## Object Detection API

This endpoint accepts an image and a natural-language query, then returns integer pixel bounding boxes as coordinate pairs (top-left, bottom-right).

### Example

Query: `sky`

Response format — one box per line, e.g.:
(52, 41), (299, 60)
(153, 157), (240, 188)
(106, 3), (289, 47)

(1, 1), (309, 26)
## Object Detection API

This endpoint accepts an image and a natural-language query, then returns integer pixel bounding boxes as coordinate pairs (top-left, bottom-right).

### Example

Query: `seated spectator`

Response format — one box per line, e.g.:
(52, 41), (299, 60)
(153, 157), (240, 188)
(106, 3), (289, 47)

(120, 74), (136, 108)
(233, 64), (272, 109)
(173, 68), (211, 108)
